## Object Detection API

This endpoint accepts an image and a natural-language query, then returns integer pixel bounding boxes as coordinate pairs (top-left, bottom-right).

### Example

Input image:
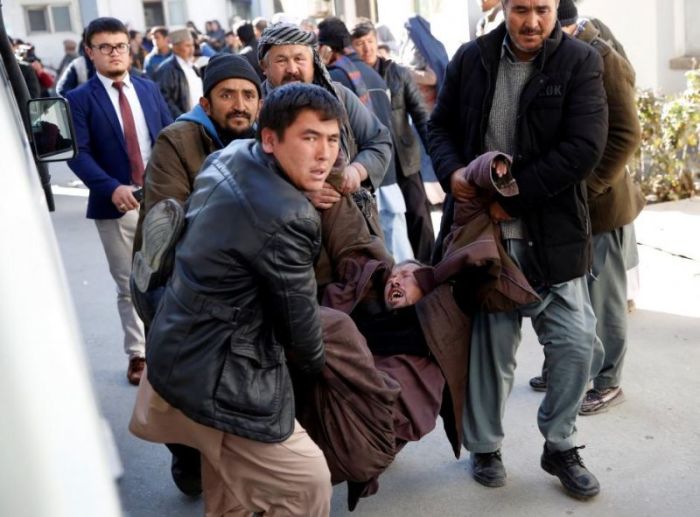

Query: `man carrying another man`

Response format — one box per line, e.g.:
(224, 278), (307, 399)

(131, 53), (263, 496)
(132, 83), (341, 516)
(429, 0), (608, 500)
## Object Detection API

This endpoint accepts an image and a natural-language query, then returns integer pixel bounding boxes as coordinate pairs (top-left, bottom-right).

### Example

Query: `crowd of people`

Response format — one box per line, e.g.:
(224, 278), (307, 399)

(50, 0), (645, 514)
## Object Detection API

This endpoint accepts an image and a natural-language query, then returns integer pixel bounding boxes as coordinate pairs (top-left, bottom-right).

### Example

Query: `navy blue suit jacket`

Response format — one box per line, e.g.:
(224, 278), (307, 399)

(66, 74), (173, 219)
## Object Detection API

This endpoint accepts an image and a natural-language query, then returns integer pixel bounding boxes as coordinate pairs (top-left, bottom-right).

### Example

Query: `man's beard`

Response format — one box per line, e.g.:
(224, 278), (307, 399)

(215, 114), (256, 145)
(104, 67), (128, 79)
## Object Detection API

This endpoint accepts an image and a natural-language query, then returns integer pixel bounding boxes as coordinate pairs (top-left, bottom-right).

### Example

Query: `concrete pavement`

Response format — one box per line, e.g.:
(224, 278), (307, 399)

(49, 162), (700, 517)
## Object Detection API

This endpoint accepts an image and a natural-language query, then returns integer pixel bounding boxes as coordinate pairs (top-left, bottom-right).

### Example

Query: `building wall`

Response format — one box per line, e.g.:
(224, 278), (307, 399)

(4, 0), (83, 70)
(579, 0), (687, 93)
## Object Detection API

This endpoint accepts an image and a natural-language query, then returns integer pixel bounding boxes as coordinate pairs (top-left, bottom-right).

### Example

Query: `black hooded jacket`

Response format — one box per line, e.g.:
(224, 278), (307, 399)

(428, 23), (608, 285)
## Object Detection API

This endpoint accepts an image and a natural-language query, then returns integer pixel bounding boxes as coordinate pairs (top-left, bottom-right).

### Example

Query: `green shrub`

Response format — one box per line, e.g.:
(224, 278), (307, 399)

(630, 70), (700, 202)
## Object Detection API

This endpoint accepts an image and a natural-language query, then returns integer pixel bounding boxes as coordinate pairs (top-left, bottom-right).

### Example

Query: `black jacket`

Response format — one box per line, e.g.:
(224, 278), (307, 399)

(428, 23), (608, 285)
(375, 57), (429, 177)
(146, 140), (325, 443)
(154, 55), (196, 118)
(328, 52), (397, 187)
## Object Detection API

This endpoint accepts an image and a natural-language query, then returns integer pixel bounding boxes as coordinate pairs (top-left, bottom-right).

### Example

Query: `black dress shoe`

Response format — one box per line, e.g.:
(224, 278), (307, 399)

(168, 444), (202, 497)
(541, 444), (600, 500)
(529, 375), (548, 392)
(471, 450), (506, 487)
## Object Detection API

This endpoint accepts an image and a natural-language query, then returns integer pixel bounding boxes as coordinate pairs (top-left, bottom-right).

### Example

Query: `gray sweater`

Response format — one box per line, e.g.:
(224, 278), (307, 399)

(485, 47), (535, 239)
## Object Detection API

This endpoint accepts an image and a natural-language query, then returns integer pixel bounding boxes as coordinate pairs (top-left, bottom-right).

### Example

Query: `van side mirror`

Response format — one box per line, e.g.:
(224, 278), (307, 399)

(28, 98), (77, 162)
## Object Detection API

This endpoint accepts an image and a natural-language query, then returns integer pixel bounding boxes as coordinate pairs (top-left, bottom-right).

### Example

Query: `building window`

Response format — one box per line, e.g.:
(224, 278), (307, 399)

(229, 0), (252, 20)
(142, 0), (187, 28)
(25, 5), (73, 33)
(167, 0), (187, 25)
(143, 2), (165, 27)
(671, 0), (700, 70)
(26, 8), (49, 32)
(52, 6), (72, 32)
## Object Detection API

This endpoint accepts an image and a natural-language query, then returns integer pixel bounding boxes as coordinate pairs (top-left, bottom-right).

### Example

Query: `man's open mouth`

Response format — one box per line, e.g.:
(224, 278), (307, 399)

(389, 288), (404, 301)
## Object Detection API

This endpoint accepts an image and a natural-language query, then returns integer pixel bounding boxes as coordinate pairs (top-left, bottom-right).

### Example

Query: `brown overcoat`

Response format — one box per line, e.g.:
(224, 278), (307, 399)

(578, 22), (645, 234)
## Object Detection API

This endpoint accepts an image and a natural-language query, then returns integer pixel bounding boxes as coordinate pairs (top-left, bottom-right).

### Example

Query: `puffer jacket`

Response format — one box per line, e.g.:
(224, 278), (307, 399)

(375, 56), (429, 177)
(429, 23), (608, 285)
(146, 140), (325, 443)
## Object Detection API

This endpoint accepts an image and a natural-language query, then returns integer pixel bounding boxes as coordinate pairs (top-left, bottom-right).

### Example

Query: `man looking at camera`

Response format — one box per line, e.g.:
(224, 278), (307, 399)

(134, 54), (262, 256)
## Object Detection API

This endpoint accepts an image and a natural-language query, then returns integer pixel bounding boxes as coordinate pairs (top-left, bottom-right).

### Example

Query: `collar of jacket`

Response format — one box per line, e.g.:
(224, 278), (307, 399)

(374, 56), (391, 77)
(574, 19), (601, 45)
(176, 104), (224, 148)
(477, 21), (564, 72)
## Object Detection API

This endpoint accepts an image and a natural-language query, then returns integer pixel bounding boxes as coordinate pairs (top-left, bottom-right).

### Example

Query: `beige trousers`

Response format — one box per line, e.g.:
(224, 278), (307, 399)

(130, 375), (331, 517)
(94, 209), (145, 358)
(202, 421), (331, 517)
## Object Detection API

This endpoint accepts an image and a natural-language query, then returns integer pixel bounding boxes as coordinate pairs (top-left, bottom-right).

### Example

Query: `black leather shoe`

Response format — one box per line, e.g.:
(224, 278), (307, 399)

(541, 444), (600, 500)
(529, 375), (547, 392)
(471, 450), (506, 487)
(168, 444), (202, 497)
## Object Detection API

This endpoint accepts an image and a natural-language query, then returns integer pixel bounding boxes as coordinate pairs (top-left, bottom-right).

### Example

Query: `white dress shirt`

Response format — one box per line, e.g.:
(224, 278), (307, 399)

(176, 55), (203, 111)
(97, 72), (153, 166)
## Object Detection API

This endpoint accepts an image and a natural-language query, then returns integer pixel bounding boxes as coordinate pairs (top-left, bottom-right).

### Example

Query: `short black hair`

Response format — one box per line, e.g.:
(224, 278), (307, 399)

(235, 22), (255, 45)
(317, 17), (351, 52)
(257, 83), (345, 141)
(350, 20), (376, 40)
(151, 26), (168, 38)
(85, 17), (129, 47)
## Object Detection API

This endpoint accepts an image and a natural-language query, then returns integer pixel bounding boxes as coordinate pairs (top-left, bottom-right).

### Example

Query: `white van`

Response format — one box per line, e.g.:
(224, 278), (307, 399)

(0, 10), (122, 516)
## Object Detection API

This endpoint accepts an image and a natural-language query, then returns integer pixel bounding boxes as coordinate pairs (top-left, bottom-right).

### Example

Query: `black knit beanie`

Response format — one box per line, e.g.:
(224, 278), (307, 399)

(202, 54), (262, 97)
(557, 0), (579, 27)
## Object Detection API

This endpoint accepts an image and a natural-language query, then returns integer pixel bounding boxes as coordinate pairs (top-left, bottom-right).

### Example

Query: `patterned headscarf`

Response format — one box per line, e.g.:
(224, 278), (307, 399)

(257, 22), (336, 97)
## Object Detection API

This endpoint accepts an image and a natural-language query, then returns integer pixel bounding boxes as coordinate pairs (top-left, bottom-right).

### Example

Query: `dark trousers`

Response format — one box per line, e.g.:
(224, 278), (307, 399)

(397, 171), (435, 263)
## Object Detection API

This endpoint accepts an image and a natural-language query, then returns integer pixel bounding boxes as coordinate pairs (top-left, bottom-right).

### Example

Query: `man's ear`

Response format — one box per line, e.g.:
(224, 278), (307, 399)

(84, 46), (95, 63)
(260, 127), (276, 153)
(199, 96), (211, 115)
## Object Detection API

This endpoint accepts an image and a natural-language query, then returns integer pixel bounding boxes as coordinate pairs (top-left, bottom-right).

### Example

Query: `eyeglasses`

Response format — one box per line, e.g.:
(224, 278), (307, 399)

(91, 43), (129, 55)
